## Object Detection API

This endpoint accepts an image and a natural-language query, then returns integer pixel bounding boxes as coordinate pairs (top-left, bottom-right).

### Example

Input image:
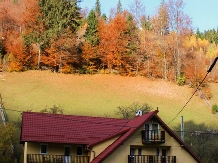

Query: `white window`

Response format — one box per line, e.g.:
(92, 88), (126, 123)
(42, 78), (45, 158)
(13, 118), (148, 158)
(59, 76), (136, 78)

(40, 144), (48, 154)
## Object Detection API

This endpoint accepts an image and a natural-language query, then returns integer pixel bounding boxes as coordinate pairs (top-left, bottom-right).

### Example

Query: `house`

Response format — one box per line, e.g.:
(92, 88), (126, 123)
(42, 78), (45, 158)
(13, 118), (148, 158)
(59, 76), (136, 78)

(20, 110), (203, 163)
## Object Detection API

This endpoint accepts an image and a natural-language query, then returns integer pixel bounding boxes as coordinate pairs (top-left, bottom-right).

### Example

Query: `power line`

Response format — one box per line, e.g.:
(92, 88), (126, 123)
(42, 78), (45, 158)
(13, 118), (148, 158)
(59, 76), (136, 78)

(3, 108), (23, 113)
(168, 57), (218, 124)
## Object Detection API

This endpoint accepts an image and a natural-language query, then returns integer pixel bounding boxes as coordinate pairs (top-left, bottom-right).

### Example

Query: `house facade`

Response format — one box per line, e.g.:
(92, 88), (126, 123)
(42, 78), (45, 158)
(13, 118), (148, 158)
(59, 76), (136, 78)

(20, 110), (203, 163)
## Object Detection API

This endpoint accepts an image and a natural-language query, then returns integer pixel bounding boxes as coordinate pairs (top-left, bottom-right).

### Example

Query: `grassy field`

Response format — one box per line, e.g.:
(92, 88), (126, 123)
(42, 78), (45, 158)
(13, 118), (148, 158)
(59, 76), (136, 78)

(0, 70), (218, 128)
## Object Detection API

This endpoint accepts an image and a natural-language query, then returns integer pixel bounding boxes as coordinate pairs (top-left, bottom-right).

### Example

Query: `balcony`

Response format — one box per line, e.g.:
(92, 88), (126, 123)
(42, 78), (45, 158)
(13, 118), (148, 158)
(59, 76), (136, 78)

(27, 154), (89, 163)
(128, 155), (176, 163)
(141, 130), (165, 144)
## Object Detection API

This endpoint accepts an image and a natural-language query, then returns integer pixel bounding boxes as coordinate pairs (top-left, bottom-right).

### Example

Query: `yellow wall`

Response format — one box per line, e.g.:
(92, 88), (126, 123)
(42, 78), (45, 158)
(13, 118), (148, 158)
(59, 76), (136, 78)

(102, 121), (199, 163)
(90, 136), (119, 161)
(24, 142), (89, 163)
(26, 142), (88, 155)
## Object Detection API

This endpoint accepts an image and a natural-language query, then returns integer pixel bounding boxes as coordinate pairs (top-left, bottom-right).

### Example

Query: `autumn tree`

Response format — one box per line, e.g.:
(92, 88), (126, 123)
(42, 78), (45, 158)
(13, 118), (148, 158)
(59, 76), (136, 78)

(128, 0), (145, 27)
(150, 1), (171, 80)
(24, 0), (81, 69)
(98, 12), (131, 73)
(0, 1), (22, 70)
(0, 123), (17, 163)
(167, 0), (192, 80)
(42, 31), (79, 73)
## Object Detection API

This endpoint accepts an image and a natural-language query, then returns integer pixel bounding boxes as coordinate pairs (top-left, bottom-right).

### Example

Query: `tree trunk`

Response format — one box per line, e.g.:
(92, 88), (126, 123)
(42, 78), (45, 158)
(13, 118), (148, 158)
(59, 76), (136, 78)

(37, 45), (41, 69)
(163, 51), (167, 80)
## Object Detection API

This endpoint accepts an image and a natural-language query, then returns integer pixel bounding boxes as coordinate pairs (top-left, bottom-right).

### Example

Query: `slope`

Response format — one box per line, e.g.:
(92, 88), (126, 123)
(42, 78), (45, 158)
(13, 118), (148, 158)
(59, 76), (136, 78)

(0, 70), (217, 128)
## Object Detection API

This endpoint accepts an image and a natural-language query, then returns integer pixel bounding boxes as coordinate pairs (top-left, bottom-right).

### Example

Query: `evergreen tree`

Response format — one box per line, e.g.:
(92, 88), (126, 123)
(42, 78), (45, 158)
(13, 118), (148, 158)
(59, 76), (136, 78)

(38, 0), (81, 40)
(101, 13), (107, 21)
(23, 0), (81, 68)
(24, 0), (81, 47)
(95, 0), (101, 17)
(85, 10), (99, 46)
(196, 28), (204, 40)
(125, 14), (138, 55)
(116, 0), (122, 14)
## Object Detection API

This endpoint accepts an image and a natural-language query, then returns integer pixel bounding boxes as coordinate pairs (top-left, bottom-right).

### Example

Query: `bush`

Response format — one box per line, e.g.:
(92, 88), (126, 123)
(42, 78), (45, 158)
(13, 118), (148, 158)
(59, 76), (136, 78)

(211, 104), (218, 114)
(115, 102), (153, 119)
(176, 74), (186, 86)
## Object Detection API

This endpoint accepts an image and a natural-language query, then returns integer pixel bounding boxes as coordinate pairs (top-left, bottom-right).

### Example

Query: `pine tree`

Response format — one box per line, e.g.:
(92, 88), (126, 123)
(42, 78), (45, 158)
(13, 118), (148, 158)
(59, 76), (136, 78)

(24, 0), (81, 46)
(38, 0), (81, 40)
(116, 0), (122, 14)
(95, 0), (101, 17)
(85, 10), (99, 46)
(23, 0), (81, 68)
(125, 14), (138, 55)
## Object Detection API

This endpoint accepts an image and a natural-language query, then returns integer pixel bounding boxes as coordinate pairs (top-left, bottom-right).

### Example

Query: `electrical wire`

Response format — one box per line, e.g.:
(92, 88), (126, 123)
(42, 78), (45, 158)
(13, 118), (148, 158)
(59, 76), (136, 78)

(168, 56), (218, 124)
(3, 107), (23, 113)
(168, 72), (209, 124)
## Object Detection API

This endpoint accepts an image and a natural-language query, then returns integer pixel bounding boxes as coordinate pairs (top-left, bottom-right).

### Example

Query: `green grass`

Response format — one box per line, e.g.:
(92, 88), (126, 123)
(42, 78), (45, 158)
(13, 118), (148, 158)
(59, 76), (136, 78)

(0, 70), (218, 129)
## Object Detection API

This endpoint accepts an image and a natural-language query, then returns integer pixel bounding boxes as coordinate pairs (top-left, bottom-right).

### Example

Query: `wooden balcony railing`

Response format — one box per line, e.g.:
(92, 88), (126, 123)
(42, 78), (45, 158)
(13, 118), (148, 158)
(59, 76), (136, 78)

(141, 130), (165, 144)
(128, 155), (176, 163)
(27, 154), (90, 163)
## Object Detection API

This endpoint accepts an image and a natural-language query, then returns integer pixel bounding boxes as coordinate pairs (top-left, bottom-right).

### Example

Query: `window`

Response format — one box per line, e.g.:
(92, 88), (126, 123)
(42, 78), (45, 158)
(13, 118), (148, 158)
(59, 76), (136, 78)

(152, 124), (158, 132)
(138, 148), (142, 155)
(156, 148), (160, 156)
(77, 146), (83, 156)
(40, 144), (47, 154)
(130, 148), (135, 155)
(64, 146), (71, 156)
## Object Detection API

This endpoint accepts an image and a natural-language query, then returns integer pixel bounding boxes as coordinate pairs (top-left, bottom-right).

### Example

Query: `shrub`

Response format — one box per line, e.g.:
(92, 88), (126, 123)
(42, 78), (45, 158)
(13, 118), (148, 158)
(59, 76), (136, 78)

(211, 104), (218, 114)
(115, 102), (153, 119)
(176, 74), (186, 86)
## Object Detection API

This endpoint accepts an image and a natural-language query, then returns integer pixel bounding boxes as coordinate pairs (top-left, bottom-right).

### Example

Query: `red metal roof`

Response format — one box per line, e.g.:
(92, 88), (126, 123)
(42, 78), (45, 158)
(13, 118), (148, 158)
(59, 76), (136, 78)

(20, 110), (203, 163)
(20, 112), (129, 144)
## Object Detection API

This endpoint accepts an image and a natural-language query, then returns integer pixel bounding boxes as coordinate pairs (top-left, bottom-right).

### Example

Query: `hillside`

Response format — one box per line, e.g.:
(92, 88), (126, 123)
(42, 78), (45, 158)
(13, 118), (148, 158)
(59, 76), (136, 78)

(0, 70), (218, 128)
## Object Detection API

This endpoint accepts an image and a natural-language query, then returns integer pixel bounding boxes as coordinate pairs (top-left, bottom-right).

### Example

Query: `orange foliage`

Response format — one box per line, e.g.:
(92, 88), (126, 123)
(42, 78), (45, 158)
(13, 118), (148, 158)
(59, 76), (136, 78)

(5, 31), (29, 71)
(98, 12), (129, 71)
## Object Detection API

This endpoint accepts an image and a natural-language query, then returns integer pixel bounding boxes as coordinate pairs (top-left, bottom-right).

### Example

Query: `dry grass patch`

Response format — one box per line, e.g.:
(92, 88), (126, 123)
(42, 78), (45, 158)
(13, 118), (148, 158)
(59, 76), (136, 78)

(0, 70), (217, 128)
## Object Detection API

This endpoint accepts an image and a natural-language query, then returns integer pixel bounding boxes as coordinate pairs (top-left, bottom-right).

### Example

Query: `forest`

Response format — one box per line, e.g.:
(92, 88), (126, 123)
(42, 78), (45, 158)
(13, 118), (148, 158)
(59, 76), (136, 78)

(0, 0), (218, 85)
(1, 0), (218, 162)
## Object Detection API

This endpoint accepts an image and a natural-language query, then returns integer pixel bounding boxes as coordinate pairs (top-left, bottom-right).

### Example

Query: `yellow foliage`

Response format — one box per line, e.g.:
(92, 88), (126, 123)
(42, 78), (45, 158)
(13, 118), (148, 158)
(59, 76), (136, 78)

(206, 43), (218, 58)
(7, 53), (23, 72)
(183, 35), (197, 50)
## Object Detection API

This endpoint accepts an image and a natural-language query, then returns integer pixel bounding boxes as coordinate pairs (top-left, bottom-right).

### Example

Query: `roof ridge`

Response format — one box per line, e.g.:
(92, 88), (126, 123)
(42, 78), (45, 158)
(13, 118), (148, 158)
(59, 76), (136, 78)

(23, 111), (127, 120)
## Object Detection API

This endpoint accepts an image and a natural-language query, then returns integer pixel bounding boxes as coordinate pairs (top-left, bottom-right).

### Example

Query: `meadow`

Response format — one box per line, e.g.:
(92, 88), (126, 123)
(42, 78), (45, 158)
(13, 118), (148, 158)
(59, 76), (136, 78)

(0, 70), (218, 129)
